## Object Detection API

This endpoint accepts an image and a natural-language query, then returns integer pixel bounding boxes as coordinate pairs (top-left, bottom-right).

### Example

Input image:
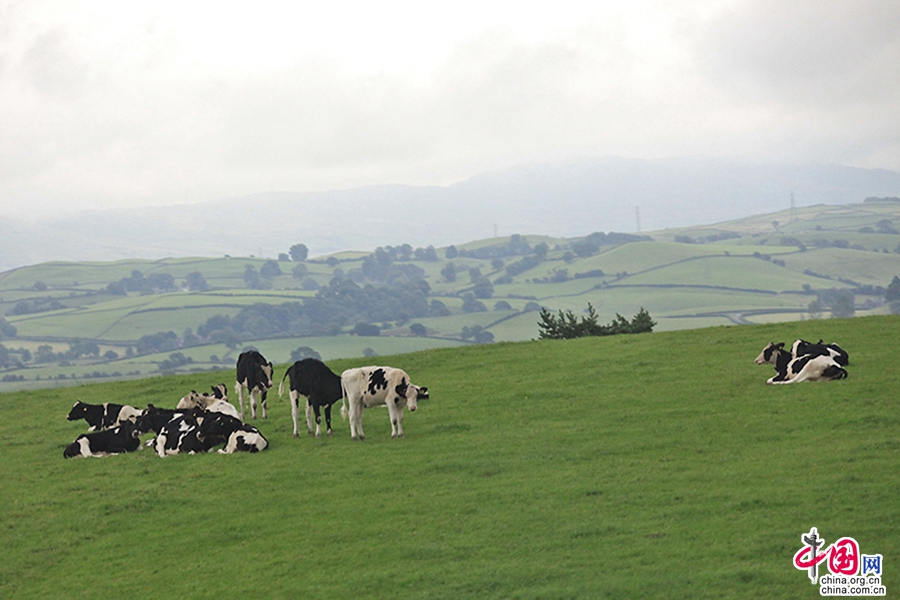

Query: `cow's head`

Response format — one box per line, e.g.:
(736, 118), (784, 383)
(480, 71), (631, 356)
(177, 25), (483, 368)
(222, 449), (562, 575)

(395, 378), (427, 412)
(262, 362), (274, 389)
(67, 401), (87, 420)
(210, 383), (228, 400)
(755, 342), (784, 365)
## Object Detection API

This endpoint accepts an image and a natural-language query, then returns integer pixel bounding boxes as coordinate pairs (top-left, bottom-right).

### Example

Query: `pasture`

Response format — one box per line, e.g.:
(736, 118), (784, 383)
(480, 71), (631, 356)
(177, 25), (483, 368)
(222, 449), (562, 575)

(1, 316), (897, 598)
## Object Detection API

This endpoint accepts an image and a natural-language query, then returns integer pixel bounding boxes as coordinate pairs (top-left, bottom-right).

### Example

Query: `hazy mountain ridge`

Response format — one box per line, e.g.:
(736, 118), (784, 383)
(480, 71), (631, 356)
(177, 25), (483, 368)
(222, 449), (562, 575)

(3, 156), (900, 272)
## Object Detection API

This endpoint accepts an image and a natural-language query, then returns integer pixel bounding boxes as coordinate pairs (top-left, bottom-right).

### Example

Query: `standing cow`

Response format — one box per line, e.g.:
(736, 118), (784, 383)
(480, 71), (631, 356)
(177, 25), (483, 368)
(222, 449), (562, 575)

(278, 358), (343, 437)
(235, 350), (273, 420)
(340, 366), (429, 440)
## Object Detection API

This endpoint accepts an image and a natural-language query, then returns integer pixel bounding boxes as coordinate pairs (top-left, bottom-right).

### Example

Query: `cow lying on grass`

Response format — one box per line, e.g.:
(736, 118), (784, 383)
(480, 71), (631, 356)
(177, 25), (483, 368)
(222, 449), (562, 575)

(63, 421), (141, 458)
(755, 341), (848, 385)
(176, 385), (241, 420)
(134, 404), (266, 456)
(67, 401), (142, 431)
(340, 366), (429, 440)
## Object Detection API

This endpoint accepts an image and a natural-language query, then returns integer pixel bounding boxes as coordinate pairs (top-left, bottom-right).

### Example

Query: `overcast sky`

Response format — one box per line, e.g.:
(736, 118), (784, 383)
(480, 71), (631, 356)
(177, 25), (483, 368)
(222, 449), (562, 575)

(1, 0), (899, 219)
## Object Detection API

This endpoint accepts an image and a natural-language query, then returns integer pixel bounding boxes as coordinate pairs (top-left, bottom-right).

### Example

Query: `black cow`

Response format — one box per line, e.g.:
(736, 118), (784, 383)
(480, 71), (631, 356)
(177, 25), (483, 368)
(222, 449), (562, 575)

(791, 339), (850, 366)
(278, 358), (343, 437)
(200, 413), (268, 453)
(63, 421), (141, 458)
(235, 350), (274, 420)
(67, 401), (142, 431)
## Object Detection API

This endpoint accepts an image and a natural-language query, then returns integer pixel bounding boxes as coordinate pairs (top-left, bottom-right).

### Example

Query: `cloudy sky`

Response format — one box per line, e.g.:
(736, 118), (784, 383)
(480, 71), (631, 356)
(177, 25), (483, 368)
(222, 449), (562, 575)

(1, 0), (899, 218)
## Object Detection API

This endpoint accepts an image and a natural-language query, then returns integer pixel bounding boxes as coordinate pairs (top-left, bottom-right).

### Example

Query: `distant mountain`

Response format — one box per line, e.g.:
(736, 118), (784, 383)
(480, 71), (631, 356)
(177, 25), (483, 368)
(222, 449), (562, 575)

(2, 156), (900, 272)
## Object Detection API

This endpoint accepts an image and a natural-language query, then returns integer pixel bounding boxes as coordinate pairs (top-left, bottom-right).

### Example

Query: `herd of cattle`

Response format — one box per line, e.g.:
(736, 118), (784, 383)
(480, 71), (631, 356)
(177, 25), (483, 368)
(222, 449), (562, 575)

(755, 338), (850, 384)
(63, 350), (429, 459)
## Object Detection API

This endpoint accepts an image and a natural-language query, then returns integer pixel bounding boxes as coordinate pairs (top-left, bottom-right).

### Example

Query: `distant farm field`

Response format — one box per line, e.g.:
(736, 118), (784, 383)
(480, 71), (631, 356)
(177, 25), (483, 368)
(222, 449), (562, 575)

(1, 316), (897, 599)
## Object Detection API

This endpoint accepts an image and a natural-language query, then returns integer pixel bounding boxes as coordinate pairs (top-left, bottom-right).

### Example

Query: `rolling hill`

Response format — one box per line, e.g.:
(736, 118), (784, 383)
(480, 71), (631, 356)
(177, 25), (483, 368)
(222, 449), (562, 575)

(0, 200), (899, 392)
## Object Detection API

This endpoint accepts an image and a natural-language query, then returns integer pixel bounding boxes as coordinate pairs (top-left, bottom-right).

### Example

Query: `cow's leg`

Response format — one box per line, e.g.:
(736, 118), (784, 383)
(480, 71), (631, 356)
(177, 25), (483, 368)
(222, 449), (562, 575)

(290, 390), (301, 437)
(235, 382), (246, 420)
(324, 403), (333, 436)
(312, 404), (323, 437)
(248, 389), (257, 419)
(304, 399), (315, 436)
(348, 397), (363, 440)
(260, 389), (268, 419)
(387, 402), (400, 438)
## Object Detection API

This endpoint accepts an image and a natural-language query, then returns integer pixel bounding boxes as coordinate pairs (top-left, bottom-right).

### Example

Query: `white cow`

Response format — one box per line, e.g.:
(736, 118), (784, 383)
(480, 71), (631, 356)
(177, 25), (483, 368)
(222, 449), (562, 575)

(340, 366), (429, 440)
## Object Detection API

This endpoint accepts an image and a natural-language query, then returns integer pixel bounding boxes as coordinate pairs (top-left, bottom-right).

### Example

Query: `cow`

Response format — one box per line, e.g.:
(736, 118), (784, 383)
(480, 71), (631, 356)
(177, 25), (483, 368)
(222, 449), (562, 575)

(67, 401), (142, 431)
(791, 339), (850, 366)
(340, 366), (429, 440)
(755, 342), (848, 384)
(199, 412), (268, 453)
(152, 409), (214, 457)
(235, 350), (274, 420)
(134, 404), (186, 437)
(278, 358), (343, 438)
(63, 421), (141, 458)
(176, 386), (241, 420)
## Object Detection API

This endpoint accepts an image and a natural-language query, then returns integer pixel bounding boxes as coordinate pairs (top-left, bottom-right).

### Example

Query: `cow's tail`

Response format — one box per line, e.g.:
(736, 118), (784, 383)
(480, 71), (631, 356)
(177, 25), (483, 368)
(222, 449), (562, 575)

(278, 368), (290, 398)
(340, 379), (349, 421)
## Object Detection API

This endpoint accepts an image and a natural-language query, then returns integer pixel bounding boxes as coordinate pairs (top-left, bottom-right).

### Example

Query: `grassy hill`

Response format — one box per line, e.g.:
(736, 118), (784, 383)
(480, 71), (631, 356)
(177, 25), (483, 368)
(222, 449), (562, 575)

(1, 316), (896, 598)
(1, 201), (899, 392)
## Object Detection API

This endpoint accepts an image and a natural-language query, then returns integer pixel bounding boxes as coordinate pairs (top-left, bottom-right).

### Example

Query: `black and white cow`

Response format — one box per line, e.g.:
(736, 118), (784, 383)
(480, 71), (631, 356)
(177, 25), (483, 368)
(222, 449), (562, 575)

(176, 385), (241, 420)
(63, 421), (141, 458)
(755, 342), (848, 385)
(199, 413), (268, 453)
(791, 339), (850, 366)
(67, 401), (142, 431)
(134, 404), (186, 437)
(340, 366), (429, 440)
(235, 350), (274, 420)
(278, 358), (343, 437)
(151, 408), (219, 457)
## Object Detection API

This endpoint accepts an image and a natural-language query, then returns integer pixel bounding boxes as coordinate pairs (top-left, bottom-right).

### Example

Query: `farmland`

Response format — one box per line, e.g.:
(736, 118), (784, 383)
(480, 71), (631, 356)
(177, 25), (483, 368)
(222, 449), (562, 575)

(1, 315), (896, 598)
(1, 200), (899, 392)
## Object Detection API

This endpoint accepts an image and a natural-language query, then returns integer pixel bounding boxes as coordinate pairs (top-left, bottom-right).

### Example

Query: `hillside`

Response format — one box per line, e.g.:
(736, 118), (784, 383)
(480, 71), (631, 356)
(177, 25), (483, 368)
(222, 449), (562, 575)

(1, 317), (897, 598)
(0, 201), (899, 392)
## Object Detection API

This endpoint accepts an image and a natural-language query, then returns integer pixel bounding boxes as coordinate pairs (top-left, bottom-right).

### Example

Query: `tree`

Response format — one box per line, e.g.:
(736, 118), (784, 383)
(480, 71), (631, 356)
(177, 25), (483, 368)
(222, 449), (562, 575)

(185, 271), (208, 292)
(807, 300), (823, 320)
(886, 276), (900, 302)
(292, 263), (309, 280)
(290, 346), (322, 361)
(409, 323), (427, 336)
(260, 260), (282, 278)
(0, 317), (16, 339)
(537, 305), (655, 339)
(445, 245), (458, 259)
(441, 263), (457, 282)
(462, 293), (487, 313)
(290, 243), (309, 262)
(472, 278), (494, 299)
(830, 292), (855, 318)
(353, 322), (381, 336)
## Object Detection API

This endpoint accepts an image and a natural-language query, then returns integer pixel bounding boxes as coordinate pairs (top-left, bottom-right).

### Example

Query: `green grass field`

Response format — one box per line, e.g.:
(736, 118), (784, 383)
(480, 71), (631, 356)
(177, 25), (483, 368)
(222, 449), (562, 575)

(1, 316), (896, 599)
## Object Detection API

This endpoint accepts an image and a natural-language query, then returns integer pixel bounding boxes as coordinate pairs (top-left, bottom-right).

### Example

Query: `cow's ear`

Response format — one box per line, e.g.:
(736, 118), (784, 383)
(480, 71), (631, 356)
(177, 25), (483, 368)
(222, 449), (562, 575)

(775, 343), (784, 350)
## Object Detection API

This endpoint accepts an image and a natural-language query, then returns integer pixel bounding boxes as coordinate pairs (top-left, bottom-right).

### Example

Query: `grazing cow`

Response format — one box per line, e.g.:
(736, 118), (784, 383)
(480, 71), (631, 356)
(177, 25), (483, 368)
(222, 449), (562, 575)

(340, 366), (429, 440)
(63, 421), (141, 458)
(67, 401), (142, 431)
(755, 342), (848, 384)
(235, 350), (274, 420)
(199, 413), (268, 453)
(791, 339), (850, 366)
(278, 358), (343, 437)
(176, 386), (241, 420)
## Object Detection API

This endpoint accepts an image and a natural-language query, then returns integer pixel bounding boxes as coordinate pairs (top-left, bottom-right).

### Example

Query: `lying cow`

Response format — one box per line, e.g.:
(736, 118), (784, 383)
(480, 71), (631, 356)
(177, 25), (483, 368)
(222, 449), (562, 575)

(340, 366), (429, 440)
(134, 404), (186, 437)
(235, 350), (273, 420)
(176, 386), (241, 420)
(67, 401), (143, 431)
(791, 339), (850, 366)
(279, 358), (343, 437)
(199, 413), (268, 453)
(152, 409), (211, 457)
(755, 342), (848, 384)
(63, 421), (141, 458)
